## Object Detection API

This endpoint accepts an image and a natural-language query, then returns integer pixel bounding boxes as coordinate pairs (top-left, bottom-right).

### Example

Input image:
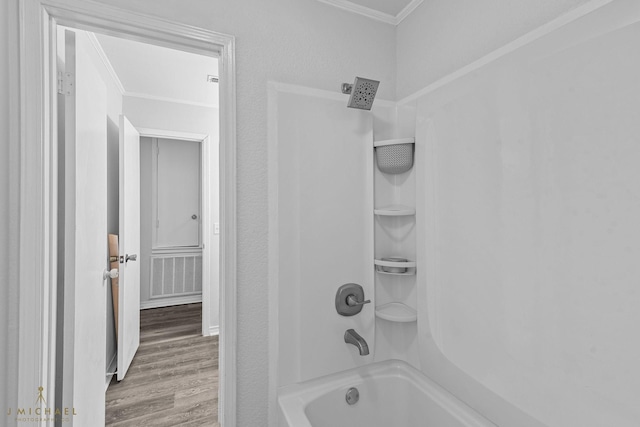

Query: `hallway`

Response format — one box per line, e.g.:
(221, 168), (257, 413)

(105, 303), (219, 426)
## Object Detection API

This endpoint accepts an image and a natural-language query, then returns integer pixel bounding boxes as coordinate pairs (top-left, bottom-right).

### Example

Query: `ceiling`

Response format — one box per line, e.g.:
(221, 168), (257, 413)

(92, 2), (418, 105)
(316, 0), (423, 25)
(94, 33), (219, 108)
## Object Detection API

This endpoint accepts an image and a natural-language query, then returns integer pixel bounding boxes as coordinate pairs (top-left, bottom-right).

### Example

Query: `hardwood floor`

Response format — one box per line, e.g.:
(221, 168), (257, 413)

(105, 303), (219, 426)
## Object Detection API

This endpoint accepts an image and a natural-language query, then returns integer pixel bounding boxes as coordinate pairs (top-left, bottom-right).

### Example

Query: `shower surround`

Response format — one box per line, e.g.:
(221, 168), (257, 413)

(271, 2), (640, 426)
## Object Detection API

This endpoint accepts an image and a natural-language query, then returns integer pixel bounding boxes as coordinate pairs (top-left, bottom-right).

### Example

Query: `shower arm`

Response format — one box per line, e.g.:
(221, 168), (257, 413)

(341, 83), (353, 94)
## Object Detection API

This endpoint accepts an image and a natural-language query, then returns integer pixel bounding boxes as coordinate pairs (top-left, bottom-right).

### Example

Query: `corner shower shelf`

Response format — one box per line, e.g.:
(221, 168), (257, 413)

(374, 259), (416, 276)
(375, 268), (416, 276)
(375, 302), (417, 322)
(374, 205), (416, 216)
(374, 259), (416, 268)
(373, 137), (415, 147)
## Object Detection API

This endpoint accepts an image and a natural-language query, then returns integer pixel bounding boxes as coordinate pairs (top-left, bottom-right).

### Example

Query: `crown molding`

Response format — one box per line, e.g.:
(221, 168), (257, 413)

(316, 0), (423, 25)
(123, 91), (218, 109)
(396, 0), (423, 24)
(397, 0), (614, 105)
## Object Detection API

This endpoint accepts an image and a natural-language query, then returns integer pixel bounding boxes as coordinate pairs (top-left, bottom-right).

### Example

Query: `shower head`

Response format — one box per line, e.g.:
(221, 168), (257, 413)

(341, 77), (380, 110)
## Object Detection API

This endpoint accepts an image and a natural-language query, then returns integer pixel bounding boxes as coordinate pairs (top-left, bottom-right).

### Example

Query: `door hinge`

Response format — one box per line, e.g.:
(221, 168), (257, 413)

(57, 72), (63, 94)
(59, 72), (74, 96)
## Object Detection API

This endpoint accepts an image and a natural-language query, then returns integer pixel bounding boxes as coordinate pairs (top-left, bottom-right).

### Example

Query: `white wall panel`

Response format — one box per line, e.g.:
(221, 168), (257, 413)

(415, 3), (640, 425)
(275, 90), (374, 387)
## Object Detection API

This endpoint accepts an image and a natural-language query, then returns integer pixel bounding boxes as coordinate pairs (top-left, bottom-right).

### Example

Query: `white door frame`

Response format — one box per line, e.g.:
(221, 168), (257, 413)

(137, 128), (217, 336)
(18, 1), (237, 426)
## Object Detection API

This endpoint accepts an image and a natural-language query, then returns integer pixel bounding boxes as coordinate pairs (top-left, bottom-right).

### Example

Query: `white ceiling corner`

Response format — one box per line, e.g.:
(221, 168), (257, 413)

(86, 32), (125, 94)
(395, 0), (424, 24)
(317, 0), (423, 25)
(91, 32), (219, 109)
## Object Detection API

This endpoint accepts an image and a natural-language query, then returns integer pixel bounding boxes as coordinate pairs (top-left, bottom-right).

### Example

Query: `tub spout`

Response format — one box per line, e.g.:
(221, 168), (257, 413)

(344, 329), (369, 356)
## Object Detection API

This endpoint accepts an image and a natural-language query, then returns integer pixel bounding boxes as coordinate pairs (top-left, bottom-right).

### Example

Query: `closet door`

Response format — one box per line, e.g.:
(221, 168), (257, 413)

(154, 138), (201, 248)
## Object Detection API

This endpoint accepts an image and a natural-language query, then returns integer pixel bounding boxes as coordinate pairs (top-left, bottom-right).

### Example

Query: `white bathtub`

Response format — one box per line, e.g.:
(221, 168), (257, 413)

(278, 360), (496, 427)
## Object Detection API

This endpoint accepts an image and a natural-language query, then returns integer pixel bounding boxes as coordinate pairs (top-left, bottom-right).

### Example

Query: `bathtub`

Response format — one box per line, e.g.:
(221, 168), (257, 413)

(278, 360), (496, 427)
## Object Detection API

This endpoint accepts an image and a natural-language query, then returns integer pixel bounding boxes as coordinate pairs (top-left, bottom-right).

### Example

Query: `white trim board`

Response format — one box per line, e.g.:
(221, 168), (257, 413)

(140, 294), (203, 310)
(18, 1), (237, 426)
(316, 0), (423, 25)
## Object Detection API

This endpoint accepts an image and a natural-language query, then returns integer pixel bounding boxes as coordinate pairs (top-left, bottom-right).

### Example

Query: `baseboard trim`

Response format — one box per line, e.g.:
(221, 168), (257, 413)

(209, 325), (220, 336)
(105, 353), (118, 391)
(140, 294), (203, 310)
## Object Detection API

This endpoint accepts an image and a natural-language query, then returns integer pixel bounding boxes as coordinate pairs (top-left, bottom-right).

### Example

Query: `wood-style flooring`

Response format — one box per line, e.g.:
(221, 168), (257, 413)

(105, 303), (219, 427)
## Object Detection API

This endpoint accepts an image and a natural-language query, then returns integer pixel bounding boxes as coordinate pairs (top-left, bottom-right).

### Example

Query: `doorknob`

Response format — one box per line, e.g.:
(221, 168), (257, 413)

(103, 268), (119, 280)
(125, 254), (137, 262)
(192, 214), (198, 220)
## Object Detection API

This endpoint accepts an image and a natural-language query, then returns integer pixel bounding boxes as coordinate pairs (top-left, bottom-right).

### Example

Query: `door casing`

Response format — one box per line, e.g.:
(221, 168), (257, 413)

(17, 1), (237, 425)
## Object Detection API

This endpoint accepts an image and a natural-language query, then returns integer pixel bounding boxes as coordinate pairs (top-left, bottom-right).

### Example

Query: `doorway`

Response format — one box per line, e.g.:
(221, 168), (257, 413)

(141, 136), (205, 310)
(18, 1), (237, 426)
(55, 24), (220, 423)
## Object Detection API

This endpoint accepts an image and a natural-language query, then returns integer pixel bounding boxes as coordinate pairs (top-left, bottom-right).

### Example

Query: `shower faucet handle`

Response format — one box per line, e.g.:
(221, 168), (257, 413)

(346, 294), (371, 307)
(336, 283), (369, 316)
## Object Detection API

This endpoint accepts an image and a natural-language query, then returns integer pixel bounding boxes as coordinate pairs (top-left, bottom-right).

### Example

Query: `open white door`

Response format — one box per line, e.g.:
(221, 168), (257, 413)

(117, 115), (141, 380)
(62, 29), (107, 425)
